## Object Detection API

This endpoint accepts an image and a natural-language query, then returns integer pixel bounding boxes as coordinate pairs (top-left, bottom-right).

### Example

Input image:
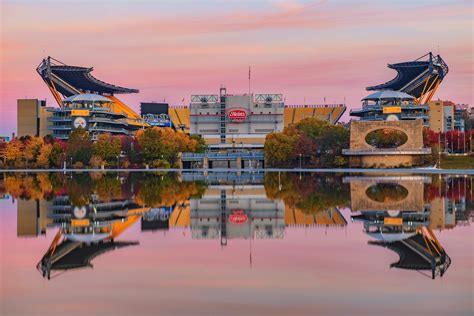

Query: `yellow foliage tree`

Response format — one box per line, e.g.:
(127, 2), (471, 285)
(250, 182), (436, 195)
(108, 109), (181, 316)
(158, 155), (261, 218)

(37, 143), (53, 168)
(4, 140), (23, 167)
(24, 137), (44, 163)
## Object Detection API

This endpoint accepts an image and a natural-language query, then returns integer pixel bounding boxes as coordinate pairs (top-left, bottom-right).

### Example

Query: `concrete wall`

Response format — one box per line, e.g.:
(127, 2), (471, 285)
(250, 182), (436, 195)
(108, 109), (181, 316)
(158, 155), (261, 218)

(39, 106), (53, 137)
(17, 99), (39, 137)
(17, 99), (51, 137)
(346, 120), (428, 168)
(349, 155), (426, 168)
(428, 101), (444, 132)
(349, 119), (424, 151)
(17, 199), (39, 236)
(190, 94), (284, 145)
(349, 178), (425, 212)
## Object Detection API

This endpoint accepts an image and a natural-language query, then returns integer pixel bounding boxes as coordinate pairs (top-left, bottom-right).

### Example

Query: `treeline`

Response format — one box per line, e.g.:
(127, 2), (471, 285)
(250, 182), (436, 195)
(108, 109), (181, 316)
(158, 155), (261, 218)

(264, 118), (349, 168)
(1, 172), (206, 207)
(0, 127), (206, 169)
(265, 173), (350, 214)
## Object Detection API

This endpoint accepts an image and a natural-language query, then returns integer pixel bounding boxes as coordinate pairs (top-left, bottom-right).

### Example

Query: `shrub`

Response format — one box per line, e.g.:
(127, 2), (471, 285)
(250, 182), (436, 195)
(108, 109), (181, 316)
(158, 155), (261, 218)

(72, 161), (84, 169)
(333, 156), (346, 167)
(151, 159), (171, 169)
(90, 155), (105, 169)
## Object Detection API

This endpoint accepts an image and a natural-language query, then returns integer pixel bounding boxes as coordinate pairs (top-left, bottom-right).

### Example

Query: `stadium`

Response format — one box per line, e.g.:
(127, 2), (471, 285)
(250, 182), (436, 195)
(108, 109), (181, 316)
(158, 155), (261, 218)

(351, 52), (450, 125)
(26, 56), (346, 144)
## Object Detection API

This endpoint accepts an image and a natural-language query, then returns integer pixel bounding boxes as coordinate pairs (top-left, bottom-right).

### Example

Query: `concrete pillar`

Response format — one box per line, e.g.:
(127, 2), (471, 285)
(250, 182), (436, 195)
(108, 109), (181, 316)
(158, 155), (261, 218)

(237, 156), (242, 176)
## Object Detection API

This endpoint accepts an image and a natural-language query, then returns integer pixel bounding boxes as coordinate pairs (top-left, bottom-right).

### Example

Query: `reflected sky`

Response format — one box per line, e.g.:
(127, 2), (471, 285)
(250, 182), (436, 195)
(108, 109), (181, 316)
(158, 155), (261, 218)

(1, 172), (473, 316)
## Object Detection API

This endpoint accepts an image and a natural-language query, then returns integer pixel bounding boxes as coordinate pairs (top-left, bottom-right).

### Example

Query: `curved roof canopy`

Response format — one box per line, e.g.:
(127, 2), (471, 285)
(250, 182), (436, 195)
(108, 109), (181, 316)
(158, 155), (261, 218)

(362, 90), (415, 101)
(366, 52), (449, 99)
(64, 233), (111, 243)
(41, 240), (139, 273)
(367, 231), (417, 242)
(63, 93), (112, 103)
(37, 56), (139, 97)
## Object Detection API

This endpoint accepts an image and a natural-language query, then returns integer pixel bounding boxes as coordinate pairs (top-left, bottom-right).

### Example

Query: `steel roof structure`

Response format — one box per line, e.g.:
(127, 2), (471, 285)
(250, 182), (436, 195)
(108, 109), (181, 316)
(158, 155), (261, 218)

(37, 56), (139, 98)
(366, 52), (449, 104)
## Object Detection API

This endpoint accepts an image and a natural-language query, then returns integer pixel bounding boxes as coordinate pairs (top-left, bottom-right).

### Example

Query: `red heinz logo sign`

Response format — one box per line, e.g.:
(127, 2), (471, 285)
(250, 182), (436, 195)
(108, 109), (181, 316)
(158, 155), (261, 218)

(228, 108), (248, 122)
(229, 210), (248, 224)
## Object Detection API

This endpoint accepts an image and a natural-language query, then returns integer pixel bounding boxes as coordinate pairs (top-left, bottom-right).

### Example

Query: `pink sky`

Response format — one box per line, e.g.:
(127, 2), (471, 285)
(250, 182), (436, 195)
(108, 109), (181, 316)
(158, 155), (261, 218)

(1, 0), (473, 135)
(1, 198), (473, 315)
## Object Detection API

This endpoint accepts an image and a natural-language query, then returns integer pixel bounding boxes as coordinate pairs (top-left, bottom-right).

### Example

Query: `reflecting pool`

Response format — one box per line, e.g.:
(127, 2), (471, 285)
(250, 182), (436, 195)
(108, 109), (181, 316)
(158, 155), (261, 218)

(1, 172), (472, 315)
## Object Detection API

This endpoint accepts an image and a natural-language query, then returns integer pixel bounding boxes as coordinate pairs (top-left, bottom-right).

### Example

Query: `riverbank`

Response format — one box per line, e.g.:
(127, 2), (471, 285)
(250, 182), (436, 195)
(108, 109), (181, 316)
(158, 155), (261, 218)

(1, 167), (473, 175)
(439, 155), (474, 169)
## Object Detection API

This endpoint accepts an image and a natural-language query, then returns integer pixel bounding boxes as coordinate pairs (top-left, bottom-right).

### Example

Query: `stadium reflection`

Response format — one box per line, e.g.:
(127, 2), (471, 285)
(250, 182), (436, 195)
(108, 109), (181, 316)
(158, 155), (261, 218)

(2, 172), (472, 281)
(346, 175), (454, 279)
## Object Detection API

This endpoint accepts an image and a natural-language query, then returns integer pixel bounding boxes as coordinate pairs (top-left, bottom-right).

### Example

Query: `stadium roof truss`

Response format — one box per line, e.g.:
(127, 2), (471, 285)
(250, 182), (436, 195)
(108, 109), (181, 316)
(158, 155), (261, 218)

(366, 52), (449, 105)
(36, 57), (144, 122)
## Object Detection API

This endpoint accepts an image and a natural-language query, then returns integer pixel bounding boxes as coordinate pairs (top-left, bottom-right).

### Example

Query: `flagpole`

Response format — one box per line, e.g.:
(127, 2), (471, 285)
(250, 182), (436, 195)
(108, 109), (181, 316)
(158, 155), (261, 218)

(248, 66), (251, 96)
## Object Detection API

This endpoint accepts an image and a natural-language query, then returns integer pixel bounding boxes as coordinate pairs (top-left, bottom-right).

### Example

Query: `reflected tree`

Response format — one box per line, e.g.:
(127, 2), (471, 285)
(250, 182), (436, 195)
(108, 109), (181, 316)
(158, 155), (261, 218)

(265, 173), (350, 213)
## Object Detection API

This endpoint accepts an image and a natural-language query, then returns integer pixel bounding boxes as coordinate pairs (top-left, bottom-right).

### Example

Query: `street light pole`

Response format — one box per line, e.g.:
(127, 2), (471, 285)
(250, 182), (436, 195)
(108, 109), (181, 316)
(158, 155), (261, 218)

(299, 153), (302, 180)
(438, 132), (441, 168)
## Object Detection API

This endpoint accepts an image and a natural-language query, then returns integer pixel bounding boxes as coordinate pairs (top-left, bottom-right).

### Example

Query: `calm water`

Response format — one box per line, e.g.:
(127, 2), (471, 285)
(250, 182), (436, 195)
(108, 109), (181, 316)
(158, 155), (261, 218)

(0, 172), (472, 316)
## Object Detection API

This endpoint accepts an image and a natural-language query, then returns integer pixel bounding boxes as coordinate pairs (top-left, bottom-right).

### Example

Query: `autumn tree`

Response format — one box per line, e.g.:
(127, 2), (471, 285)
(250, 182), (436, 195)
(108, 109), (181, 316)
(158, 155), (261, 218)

(264, 118), (349, 168)
(264, 173), (350, 214)
(190, 134), (207, 153)
(3, 139), (23, 167)
(66, 128), (92, 165)
(0, 141), (7, 167)
(93, 133), (121, 165)
(316, 125), (350, 167)
(24, 136), (44, 166)
(264, 133), (296, 167)
(49, 143), (65, 167)
(37, 143), (53, 168)
(120, 135), (142, 165)
(136, 127), (203, 167)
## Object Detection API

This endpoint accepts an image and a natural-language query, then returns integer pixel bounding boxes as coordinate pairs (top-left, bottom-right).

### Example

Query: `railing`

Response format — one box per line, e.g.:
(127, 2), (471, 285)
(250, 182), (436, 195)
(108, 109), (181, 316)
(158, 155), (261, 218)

(182, 172), (264, 183)
(90, 126), (128, 134)
(286, 103), (345, 108)
(48, 117), (70, 122)
(89, 118), (128, 125)
(181, 152), (264, 161)
(49, 126), (72, 130)
(342, 148), (431, 155)
(352, 105), (429, 112)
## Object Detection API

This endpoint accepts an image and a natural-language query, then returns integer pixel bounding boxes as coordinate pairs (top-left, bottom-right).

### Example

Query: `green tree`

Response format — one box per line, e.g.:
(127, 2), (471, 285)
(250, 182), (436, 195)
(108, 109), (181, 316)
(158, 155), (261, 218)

(317, 125), (350, 167)
(294, 118), (327, 139)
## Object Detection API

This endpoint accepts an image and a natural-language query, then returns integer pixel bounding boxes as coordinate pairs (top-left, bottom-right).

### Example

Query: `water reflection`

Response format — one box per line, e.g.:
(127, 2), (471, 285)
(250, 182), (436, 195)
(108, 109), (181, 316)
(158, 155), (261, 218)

(1, 172), (472, 281)
(36, 195), (147, 279)
(347, 176), (452, 279)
